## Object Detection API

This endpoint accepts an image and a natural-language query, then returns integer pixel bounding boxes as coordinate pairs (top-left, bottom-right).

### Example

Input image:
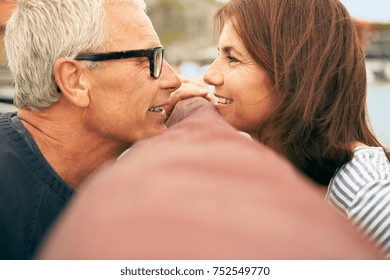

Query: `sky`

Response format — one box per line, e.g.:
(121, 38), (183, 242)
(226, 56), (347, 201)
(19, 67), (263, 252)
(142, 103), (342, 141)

(340, 0), (390, 22)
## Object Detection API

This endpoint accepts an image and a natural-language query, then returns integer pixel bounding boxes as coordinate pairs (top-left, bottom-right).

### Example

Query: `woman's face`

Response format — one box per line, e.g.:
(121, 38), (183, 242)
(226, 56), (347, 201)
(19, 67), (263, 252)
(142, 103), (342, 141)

(204, 21), (275, 134)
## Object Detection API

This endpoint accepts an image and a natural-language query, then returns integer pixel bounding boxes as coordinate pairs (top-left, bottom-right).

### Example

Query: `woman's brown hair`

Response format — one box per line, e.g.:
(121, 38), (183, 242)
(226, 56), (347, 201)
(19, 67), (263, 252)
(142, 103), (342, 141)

(214, 0), (389, 186)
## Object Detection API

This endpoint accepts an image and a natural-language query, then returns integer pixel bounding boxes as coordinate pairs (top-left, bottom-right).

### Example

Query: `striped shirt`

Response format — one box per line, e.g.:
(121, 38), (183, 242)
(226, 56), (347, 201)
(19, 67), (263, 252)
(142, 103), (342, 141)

(326, 146), (390, 258)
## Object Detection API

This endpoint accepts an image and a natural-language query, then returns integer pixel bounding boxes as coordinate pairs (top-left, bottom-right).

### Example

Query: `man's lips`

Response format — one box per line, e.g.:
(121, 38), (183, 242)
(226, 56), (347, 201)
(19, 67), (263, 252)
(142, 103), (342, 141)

(148, 105), (165, 113)
(149, 102), (169, 113)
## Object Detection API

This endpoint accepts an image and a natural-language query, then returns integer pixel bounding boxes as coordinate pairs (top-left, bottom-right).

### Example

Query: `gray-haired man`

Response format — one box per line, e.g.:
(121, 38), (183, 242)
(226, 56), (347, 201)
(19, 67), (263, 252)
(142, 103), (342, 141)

(0, 0), (180, 259)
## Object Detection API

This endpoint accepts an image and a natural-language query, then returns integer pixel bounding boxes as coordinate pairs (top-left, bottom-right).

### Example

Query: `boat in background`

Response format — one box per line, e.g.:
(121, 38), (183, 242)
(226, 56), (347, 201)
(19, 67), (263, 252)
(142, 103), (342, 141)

(356, 20), (390, 82)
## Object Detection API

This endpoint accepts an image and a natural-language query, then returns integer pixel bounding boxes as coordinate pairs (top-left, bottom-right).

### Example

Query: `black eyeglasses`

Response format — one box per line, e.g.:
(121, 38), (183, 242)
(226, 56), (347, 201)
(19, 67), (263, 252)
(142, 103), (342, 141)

(74, 46), (164, 78)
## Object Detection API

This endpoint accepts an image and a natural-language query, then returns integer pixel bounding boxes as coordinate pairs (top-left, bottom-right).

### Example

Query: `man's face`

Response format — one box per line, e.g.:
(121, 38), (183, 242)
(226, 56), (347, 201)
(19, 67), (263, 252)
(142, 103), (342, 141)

(83, 2), (181, 145)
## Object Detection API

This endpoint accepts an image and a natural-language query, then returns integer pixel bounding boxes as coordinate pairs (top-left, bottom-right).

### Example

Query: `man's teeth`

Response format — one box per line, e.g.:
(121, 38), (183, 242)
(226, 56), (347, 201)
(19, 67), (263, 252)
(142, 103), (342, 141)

(149, 106), (165, 113)
(217, 97), (232, 105)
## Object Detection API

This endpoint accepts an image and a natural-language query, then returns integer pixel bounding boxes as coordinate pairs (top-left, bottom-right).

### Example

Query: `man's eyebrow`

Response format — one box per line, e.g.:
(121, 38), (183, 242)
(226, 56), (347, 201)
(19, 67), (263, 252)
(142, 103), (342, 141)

(219, 46), (244, 57)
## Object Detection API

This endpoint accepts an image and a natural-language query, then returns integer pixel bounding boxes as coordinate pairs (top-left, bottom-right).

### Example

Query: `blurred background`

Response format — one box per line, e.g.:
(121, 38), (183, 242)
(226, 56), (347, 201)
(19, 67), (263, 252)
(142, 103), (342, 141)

(1, 0), (390, 145)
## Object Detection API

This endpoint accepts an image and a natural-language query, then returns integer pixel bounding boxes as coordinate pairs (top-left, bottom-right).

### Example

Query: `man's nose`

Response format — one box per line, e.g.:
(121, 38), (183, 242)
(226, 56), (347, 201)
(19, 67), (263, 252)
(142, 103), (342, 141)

(160, 61), (182, 91)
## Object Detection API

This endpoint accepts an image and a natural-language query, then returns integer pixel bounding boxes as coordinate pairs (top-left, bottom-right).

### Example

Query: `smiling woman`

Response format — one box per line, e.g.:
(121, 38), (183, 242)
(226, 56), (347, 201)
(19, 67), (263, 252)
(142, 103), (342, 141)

(169, 0), (390, 258)
(204, 21), (275, 133)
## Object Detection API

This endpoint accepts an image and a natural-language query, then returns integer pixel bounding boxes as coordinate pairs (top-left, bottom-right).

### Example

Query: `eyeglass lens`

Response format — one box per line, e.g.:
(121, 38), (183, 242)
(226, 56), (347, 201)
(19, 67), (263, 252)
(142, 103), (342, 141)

(153, 48), (163, 78)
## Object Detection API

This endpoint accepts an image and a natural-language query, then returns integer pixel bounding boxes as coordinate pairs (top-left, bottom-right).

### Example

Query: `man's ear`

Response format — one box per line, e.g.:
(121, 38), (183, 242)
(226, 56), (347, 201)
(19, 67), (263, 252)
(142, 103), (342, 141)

(54, 58), (91, 108)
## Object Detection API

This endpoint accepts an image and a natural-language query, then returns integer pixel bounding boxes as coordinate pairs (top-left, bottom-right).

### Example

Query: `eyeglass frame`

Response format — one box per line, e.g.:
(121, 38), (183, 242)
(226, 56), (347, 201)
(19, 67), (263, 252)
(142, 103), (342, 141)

(74, 46), (164, 78)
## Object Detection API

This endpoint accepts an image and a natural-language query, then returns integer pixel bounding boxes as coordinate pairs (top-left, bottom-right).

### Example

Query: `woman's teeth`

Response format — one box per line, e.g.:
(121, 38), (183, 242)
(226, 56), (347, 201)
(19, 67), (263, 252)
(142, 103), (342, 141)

(149, 106), (165, 113)
(217, 97), (233, 105)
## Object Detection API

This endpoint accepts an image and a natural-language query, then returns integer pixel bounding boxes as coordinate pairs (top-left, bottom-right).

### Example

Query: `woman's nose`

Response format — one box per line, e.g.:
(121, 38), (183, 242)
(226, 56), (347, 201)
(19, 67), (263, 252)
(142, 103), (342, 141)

(203, 61), (223, 87)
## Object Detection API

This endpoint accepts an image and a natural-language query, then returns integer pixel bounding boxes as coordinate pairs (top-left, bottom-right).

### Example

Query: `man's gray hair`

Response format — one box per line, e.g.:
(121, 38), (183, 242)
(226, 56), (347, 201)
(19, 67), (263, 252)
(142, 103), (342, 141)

(4, 0), (146, 111)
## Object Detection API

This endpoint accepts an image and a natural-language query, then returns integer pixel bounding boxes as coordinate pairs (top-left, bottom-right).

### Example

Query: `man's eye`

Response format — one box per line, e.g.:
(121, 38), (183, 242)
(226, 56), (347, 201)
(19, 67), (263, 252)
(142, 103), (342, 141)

(227, 55), (239, 63)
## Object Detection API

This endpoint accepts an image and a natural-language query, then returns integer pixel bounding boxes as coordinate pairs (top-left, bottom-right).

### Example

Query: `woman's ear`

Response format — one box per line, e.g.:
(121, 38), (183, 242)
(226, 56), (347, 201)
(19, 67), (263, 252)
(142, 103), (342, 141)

(54, 58), (91, 108)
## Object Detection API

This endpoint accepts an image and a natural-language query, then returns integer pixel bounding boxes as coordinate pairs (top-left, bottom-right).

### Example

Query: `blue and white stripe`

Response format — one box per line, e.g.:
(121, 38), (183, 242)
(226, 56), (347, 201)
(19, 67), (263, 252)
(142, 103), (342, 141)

(327, 146), (390, 258)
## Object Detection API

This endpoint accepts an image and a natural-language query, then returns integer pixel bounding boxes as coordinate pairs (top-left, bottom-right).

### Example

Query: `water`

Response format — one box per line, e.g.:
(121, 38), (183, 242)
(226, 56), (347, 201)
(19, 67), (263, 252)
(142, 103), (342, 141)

(367, 85), (390, 147)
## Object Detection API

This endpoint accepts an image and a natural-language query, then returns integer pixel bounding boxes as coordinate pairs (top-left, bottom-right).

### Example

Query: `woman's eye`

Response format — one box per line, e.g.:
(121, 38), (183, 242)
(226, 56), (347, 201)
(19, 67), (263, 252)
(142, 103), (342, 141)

(227, 55), (239, 63)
